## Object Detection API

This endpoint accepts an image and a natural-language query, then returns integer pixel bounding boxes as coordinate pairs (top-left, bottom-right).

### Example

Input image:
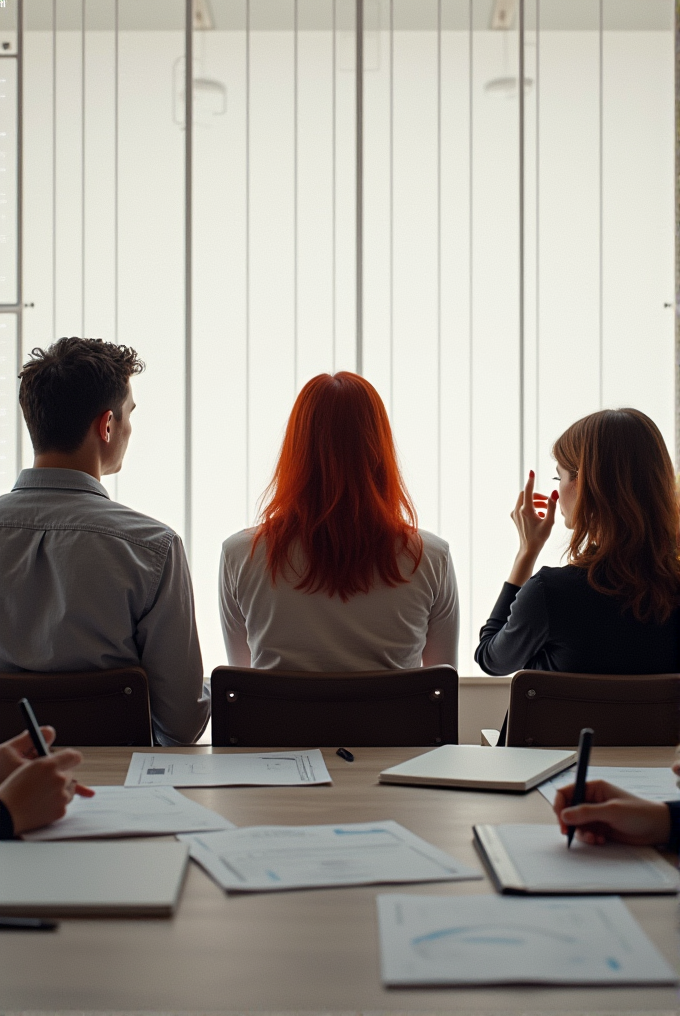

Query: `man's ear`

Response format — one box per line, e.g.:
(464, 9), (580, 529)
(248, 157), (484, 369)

(97, 410), (114, 444)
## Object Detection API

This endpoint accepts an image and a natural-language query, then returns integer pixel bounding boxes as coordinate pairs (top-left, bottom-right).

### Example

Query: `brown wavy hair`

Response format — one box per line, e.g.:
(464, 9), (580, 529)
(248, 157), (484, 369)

(552, 409), (680, 623)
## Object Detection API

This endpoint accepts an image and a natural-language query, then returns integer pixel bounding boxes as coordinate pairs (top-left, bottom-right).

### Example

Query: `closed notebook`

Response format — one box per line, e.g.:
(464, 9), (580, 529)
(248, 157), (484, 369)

(0, 840), (189, 916)
(380, 745), (576, 792)
(474, 823), (680, 895)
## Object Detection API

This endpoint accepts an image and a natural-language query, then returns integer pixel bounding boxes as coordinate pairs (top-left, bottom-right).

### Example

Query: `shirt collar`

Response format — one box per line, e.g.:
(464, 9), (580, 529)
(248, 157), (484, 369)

(12, 468), (111, 499)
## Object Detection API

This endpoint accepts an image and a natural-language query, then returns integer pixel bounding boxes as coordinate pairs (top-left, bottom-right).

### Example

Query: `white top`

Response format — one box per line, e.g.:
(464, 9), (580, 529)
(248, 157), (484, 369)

(219, 528), (458, 671)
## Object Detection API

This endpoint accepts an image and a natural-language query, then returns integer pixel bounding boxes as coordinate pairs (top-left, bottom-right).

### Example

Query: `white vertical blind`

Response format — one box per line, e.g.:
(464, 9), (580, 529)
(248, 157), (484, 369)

(0, 56), (18, 307)
(11, 0), (676, 678)
(23, 0), (187, 536)
(0, 0), (18, 498)
(0, 314), (17, 493)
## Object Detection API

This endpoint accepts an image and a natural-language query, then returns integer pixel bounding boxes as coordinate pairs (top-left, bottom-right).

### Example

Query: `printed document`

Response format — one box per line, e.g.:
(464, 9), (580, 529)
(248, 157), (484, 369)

(125, 749), (332, 787)
(180, 819), (482, 891)
(23, 786), (235, 840)
(538, 766), (680, 805)
(377, 894), (677, 986)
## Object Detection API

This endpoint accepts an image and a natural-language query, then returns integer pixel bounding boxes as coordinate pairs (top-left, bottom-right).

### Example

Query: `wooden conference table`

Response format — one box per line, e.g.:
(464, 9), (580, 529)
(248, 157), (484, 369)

(0, 745), (678, 1014)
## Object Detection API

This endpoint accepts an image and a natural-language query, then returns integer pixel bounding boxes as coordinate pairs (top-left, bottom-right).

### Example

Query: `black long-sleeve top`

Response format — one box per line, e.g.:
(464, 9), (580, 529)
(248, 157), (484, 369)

(475, 565), (680, 677)
(0, 801), (13, 839)
(667, 801), (680, 853)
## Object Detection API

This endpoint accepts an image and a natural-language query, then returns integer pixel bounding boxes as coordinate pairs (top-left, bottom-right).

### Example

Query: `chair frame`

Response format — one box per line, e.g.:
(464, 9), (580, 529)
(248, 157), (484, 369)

(211, 665), (458, 747)
(0, 667), (153, 746)
(506, 669), (680, 747)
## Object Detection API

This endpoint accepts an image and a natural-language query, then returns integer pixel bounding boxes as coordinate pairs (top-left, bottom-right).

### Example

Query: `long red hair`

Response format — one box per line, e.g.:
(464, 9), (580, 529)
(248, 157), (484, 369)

(553, 408), (680, 623)
(253, 372), (422, 600)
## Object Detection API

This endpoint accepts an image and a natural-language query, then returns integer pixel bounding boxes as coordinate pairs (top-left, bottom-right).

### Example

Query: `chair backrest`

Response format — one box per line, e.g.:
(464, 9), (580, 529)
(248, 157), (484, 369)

(210, 665), (458, 747)
(506, 670), (680, 747)
(0, 668), (153, 746)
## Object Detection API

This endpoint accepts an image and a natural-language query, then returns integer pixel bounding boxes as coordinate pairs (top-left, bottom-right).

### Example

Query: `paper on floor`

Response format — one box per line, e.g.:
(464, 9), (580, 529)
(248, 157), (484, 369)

(377, 894), (677, 986)
(125, 749), (332, 787)
(23, 786), (235, 840)
(180, 819), (482, 891)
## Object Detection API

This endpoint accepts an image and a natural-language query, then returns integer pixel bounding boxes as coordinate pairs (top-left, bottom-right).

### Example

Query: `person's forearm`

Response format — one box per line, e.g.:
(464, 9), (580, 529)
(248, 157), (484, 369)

(475, 583), (524, 675)
(475, 577), (549, 676)
(508, 550), (539, 587)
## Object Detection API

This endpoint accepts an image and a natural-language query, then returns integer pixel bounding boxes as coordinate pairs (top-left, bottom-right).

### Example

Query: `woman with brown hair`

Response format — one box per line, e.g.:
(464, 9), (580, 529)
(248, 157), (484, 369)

(219, 372), (458, 671)
(475, 408), (680, 678)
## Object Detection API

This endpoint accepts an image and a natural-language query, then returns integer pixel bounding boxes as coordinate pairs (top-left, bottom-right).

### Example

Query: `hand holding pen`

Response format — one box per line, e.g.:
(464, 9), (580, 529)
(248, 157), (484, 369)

(553, 725), (673, 847)
(0, 699), (96, 833)
(0, 725), (58, 783)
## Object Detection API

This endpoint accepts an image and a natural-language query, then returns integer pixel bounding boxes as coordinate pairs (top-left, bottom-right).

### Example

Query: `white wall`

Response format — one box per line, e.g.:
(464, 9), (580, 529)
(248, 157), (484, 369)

(12, 23), (675, 678)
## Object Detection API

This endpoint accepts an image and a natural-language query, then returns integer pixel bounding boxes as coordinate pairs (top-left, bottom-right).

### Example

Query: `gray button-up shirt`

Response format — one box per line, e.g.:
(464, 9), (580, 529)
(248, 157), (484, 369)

(0, 468), (209, 746)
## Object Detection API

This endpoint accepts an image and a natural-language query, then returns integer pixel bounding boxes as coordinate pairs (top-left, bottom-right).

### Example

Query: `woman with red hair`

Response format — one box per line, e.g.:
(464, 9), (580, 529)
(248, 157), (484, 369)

(219, 372), (458, 671)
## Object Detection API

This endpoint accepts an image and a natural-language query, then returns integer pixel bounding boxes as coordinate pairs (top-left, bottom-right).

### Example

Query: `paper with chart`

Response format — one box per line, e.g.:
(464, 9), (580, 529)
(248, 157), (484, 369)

(376, 894), (677, 986)
(23, 786), (235, 840)
(473, 823), (680, 894)
(538, 766), (680, 806)
(125, 749), (332, 787)
(180, 819), (482, 891)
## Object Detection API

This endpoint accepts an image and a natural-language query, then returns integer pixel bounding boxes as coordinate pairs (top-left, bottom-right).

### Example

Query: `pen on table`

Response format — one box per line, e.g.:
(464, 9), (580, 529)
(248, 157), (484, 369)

(0, 916), (58, 932)
(566, 726), (594, 849)
(336, 748), (354, 763)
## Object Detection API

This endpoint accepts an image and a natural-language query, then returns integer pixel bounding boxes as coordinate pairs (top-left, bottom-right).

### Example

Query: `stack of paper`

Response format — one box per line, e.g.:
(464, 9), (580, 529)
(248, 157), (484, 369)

(24, 786), (234, 841)
(125, 749), (332, 787)
(539, 766), (680, 805)
(180, 820), (482, 891)
(377, 894), (677, 986)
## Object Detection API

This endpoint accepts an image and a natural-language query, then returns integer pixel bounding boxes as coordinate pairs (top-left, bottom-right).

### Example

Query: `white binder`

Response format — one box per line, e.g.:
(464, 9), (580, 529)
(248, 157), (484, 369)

(380, 744), (576, 792)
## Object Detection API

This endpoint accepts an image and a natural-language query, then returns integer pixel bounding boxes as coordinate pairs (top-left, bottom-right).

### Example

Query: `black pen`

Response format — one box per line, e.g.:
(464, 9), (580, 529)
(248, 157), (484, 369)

(0, 916), (58, 931)
(336, 748), (354, 763)
(18, 698), (50, 757)
(567, 727), (594, 849)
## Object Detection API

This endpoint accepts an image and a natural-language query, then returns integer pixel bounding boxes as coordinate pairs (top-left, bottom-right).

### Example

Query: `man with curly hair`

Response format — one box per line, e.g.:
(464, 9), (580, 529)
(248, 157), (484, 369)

(0, 337), (209, 746)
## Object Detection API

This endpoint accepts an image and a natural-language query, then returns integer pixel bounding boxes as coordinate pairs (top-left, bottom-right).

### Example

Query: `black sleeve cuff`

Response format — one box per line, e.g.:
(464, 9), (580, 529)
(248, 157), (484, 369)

(0, 800), (14, 840)
(665, 801), (680, 853)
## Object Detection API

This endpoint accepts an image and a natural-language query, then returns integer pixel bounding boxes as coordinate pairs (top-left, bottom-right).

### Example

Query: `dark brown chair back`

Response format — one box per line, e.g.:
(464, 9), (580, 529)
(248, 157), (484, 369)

(211, 665), (458, 747)
(0, 668), (153, 746)
(506, 670), (680, 747)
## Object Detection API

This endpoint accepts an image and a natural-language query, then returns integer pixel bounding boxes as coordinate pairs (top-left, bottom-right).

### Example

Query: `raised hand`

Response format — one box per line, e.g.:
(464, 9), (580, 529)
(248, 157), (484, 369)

(508, 470), (559, 586)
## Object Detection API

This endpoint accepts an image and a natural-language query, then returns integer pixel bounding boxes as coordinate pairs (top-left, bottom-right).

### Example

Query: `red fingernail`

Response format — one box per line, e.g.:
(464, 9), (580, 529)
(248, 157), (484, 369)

(529, 470), (535, 478)
(551, 490), (559, 500)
